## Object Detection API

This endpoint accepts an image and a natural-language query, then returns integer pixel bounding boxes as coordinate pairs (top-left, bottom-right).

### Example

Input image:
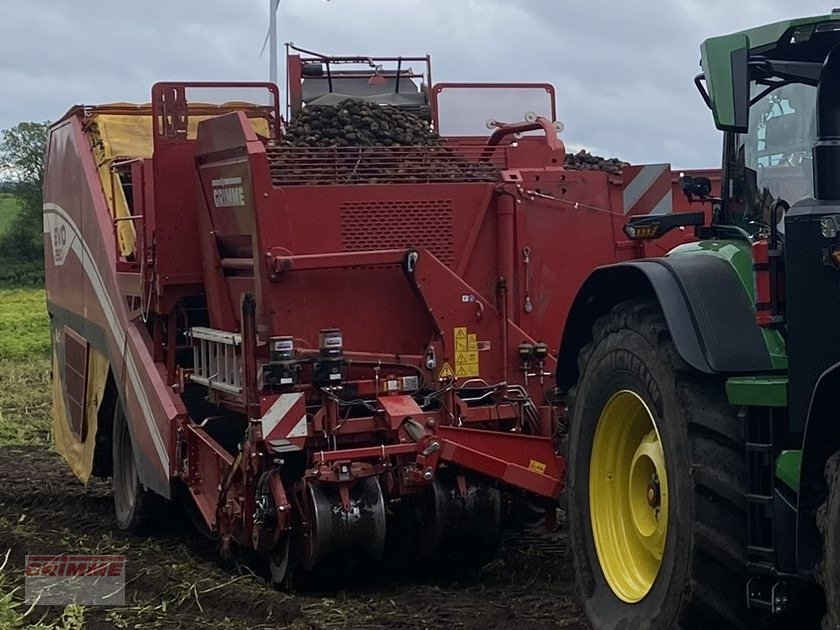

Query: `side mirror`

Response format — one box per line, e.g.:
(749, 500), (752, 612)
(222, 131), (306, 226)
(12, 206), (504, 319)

(680, 174), (712, 200)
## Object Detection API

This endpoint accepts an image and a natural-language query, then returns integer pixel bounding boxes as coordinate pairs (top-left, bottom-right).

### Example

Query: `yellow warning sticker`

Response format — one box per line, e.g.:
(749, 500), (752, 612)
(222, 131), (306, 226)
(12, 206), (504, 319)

(454, 327), (468, 352)
(528, 459), (547, 474)
(438, 362), (455, 379)
(456, 364), (477, 377)
(453, 327), (479, 377)
(456, 351), (479, 364)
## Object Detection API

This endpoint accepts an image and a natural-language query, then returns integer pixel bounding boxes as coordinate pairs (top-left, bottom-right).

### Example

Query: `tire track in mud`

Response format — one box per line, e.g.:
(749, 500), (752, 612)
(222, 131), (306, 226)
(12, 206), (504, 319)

(0, 446), (587, 629)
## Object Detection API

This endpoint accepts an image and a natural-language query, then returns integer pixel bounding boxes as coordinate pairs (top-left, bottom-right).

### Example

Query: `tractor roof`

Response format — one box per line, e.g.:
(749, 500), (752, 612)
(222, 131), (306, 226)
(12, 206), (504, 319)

(700, 12), (840, 132)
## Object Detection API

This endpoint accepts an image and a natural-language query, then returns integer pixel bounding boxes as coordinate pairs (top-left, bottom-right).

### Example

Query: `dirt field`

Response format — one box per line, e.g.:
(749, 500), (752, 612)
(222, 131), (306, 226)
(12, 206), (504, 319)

(0, 286), (587, 628)
(0, 444), (587, 629)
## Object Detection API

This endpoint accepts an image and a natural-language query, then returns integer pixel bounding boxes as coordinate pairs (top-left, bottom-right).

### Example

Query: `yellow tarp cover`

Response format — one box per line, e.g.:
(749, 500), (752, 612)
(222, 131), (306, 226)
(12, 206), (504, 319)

(89, 113), (153, 257)
(88, 111), (269, 257)
(52, 344), (110, 484)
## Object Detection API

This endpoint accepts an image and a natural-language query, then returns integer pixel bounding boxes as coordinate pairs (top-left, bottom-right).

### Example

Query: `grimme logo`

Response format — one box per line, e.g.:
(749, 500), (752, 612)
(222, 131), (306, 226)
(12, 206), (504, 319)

(25, 554), (126, 605)
(211, 176), (246, 208)
(26, 555), (125, 577)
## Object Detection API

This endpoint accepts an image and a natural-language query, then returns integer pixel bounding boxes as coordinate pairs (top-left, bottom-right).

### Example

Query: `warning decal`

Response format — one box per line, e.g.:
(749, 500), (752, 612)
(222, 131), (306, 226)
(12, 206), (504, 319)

(528, 459), (547, 474)
(438, 362), (455, 379)
(467, 334), (477, 351)
(453, 327), (480, 377)
(455, 327), (468, 352)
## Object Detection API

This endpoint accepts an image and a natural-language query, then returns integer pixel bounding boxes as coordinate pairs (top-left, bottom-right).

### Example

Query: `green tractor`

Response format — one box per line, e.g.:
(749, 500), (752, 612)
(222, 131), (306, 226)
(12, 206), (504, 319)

(560, 12), (840, 628)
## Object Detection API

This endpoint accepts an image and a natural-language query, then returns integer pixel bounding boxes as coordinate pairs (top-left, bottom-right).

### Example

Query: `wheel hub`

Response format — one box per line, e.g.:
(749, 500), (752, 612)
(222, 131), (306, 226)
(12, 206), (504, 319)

(589, 390), (670, 603)
(647, 480), (660, 507)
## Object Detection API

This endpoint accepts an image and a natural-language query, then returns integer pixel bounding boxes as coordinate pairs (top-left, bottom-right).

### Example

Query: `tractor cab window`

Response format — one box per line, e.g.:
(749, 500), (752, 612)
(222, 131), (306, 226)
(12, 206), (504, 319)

(727, 81), (817, 234)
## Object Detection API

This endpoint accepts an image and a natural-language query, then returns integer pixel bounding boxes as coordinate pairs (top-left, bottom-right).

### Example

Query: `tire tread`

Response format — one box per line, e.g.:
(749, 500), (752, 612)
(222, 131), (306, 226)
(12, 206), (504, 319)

(569, 298), (747, 629)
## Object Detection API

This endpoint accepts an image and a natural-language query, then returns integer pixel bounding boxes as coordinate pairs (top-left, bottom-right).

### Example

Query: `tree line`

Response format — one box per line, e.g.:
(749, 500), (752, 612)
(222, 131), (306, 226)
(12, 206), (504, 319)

(0, 122), (49, 280)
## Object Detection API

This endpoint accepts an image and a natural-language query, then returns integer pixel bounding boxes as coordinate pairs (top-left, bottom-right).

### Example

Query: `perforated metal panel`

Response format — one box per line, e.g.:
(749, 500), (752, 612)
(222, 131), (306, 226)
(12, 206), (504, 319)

(341, 199), (455, 266)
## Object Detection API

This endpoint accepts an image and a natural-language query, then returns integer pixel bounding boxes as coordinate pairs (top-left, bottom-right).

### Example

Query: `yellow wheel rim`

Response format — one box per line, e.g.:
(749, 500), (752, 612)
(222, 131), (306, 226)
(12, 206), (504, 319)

(589, 390), (669, 603)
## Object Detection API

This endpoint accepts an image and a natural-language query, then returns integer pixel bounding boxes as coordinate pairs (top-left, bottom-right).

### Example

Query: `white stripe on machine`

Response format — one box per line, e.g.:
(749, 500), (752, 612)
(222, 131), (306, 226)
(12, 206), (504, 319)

(261, 393), (307, 448)
(43, 203), (169, 476)
(623, 164), (672, 215)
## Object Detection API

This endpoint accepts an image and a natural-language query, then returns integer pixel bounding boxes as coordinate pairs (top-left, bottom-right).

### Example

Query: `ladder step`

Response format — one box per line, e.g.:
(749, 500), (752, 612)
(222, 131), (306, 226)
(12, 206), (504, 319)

(745, 442), (773, 451)
(746, 493), (774, 503)
(187, 327), (243, 395)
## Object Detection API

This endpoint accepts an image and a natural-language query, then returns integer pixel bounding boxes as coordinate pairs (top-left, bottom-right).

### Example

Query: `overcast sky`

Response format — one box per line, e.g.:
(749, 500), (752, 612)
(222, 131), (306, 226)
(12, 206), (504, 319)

(1, 1), (835, 168)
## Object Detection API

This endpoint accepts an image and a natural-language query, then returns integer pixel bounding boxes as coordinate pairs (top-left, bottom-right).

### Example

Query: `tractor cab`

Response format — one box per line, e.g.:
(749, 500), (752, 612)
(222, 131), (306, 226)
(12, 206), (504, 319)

(698, 13), (840, 236)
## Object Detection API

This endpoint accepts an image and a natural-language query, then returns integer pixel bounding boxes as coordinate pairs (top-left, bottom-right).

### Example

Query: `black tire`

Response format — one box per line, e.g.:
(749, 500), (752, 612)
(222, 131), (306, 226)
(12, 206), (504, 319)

(567, 298), (747, 629)
(112, 398), (164, 533)
(818, 451), (840, 629)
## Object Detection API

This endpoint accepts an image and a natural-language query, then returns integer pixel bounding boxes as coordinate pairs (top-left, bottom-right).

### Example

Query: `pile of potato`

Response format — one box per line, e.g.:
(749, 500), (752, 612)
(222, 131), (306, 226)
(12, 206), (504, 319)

(564, 149), (628, 174)
(271, 102), (628, 184)
(282, 99), (440, 148)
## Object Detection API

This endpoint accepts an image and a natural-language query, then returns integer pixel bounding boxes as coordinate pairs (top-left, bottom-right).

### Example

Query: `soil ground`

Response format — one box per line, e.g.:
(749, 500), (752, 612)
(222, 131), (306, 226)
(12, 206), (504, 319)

(0, 445), (588, 629)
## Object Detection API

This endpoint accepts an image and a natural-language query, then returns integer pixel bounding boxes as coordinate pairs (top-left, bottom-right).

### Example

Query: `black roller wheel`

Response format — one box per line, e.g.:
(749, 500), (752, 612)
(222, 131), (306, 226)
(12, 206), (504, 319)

(567, 298), (747, 628)
(300, 477), (386, 573)
(818, 450), (840, 628)
(253, 470), (292, 585)
(112, 397), (165, 533)
(416, 475), (501, 564)
(268, 536), (291, 585)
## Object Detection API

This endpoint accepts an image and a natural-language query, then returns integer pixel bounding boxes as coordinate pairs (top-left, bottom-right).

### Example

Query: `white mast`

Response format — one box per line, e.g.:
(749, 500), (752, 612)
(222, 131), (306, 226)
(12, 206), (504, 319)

(269, 0), (279, 86)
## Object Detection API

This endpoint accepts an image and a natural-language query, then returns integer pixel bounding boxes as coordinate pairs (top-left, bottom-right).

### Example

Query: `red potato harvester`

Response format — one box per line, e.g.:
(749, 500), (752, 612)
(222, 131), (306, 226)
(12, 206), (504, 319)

(42, 46), (715, 581)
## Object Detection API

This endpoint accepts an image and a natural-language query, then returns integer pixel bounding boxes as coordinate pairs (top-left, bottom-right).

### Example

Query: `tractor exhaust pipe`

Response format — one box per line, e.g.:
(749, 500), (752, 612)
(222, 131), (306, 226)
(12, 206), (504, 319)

(813, 45), (840, 200)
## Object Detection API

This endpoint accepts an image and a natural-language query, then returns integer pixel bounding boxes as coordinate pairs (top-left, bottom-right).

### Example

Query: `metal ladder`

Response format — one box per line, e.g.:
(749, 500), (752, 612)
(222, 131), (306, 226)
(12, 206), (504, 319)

(744, 405), (794, 613)
(188, 327), (243, 395)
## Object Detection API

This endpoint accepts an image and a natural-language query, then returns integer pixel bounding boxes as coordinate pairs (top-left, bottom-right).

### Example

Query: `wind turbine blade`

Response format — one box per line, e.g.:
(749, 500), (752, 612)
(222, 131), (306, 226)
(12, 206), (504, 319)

(259, 0), (281, 58)
(259, 30), (270, 57)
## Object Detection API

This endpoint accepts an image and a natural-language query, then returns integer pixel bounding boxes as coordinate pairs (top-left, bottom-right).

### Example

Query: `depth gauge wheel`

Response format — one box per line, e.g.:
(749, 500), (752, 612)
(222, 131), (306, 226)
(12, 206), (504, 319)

(268, 537), (291, 585)
(300, 477), (386, 573)
(112, 397), (164, 532)
(415, 476), (501, 563)
(567, 298), (747, 628)
(818, 450), (840, 628)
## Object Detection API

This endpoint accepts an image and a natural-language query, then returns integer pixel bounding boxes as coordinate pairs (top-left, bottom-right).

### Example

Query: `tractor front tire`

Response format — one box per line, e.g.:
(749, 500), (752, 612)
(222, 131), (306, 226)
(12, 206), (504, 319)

(567, 299), (747, 628)
(112, 398), (163, 533)
(818, 451), (840, 629)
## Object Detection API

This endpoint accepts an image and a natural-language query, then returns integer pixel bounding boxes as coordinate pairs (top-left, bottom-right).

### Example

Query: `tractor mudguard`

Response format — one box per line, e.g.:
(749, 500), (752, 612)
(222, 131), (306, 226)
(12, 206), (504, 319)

(557, 255), (774, 389)
(796, 361), (840, 576)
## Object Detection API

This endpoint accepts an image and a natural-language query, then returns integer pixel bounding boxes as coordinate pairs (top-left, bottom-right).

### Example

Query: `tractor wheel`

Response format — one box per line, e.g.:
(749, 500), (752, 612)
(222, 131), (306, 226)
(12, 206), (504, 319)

(112, 398), (163, 532)
(818, 450), (840, 628)
(567, 298), (747, 628)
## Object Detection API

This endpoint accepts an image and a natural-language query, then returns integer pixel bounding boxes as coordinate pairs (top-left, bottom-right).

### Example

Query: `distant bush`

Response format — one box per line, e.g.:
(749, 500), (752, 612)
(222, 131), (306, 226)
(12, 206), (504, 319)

(0, 259), (44, 288)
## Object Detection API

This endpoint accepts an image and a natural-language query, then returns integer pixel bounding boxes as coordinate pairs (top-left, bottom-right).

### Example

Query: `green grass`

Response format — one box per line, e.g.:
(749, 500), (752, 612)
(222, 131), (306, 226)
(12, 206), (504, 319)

(0, 288), (49, 359)
(0, 288), (51, 446)
(0, 193), (21, 235)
